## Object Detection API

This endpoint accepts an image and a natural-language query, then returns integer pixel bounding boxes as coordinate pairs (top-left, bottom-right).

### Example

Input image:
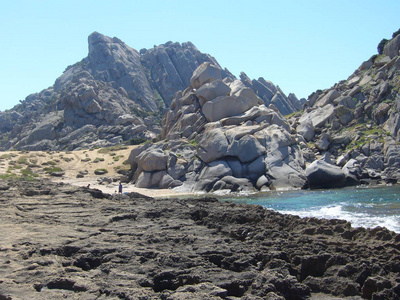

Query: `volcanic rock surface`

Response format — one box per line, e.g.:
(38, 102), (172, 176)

(1, 179), (399, 299)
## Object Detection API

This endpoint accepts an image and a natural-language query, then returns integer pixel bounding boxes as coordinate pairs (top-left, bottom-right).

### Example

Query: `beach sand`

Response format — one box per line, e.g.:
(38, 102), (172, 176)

(0, 146), (193, 198)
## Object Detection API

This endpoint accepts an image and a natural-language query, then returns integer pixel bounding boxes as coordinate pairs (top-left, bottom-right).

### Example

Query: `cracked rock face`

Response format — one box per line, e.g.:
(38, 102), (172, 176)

(1, 179), (399, 299)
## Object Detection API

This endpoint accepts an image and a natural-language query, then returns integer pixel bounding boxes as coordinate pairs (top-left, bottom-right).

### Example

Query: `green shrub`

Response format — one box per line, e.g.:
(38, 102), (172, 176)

(21, 168), (39, 178)
(44, 167), (63, 173)
(377, 38), (389, 55)
(17, 156), (29, 165)
(113, 155), (124, 162)
(42, 161), (57, 166)
(393, 28), (400, 38)
(94, 168), (108, 175)
(129, 138), (147, 145)
(93, 157), (105, 163)
(97, 145), (128, 154)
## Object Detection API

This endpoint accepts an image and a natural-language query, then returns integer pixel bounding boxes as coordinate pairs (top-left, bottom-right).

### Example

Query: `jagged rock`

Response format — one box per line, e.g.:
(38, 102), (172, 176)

(202, 95), (260, 122)
(315, 90), (340, 107)
(212, 176), (254, 192)
(374, 102), (391, 124)
(190, 62), (222, 89)
(299, 105), (335, 128)
(334, 96), (356, 109)
(383, 34), (400, 58)
(296, 118), (315, 142)
(335, 105), (353, 125)
(305, 159), (346, 189)
(342, 159), (361, 185)
(361, 276), (392, 299)
(195, 80), (231, 105)
(384, 113), (400, 140)
(256, 175), (271, 190)
(316, 133), (331, 151)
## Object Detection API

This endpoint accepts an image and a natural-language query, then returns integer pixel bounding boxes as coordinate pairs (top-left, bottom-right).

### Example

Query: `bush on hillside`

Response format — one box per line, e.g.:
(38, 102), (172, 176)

(377, 38), (389, 55)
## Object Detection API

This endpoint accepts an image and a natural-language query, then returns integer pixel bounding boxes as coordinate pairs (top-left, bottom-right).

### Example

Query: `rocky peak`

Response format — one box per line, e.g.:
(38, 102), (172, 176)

(239, 72), (305, 115)
(0, 32), (301, 152)
(87, 32), (156, 111)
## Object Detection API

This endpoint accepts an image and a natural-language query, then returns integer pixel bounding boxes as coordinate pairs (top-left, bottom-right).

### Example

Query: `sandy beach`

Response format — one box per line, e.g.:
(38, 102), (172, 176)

(0, 146), (194, 198)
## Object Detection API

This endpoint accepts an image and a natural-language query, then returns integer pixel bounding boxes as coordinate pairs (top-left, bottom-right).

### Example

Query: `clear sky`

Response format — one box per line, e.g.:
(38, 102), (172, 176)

(1, 0), (399, 111)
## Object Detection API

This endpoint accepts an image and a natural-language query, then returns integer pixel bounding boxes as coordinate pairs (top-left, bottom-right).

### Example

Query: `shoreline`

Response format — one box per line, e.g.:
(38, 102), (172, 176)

(1, 178), (399, 299)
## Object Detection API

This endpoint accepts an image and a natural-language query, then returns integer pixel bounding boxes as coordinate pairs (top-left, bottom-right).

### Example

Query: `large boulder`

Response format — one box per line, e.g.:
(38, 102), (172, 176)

(296, 118), (315, 141)
(315, 90), (340, 107)
(342, 159), (361, 186)
(305, 159), (346, 189)
(383, 34), (400, 58)
(226, 134), (266, 163)
(202, 95), (260, 122)
(136, 170), (182, 189)
(195, 80), (231, 105)
(299, 104), (335, 128)
(212, 176), (254, 192)
(138, 149), (168, 172)
(193, 160), (232, 191)
(190, 62), (222, 89)
(197, 128), (229, 163)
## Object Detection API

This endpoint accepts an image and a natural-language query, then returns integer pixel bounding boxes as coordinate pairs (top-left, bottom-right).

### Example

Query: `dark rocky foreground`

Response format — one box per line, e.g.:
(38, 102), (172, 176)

(0, 180), (399, 299)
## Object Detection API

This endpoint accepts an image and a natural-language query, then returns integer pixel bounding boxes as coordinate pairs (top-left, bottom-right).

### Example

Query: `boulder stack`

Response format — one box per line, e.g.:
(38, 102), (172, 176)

(128, 63), (307, 192)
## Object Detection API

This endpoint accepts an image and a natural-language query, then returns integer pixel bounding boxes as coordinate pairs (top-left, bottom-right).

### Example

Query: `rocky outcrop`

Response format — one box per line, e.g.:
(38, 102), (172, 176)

(240, 72), (306, 115)
(290, 28), (400, 188)
(1, 179), (400, 299)
(0, 33), (233, 151)
(129, 63), (307, 192)
(0, 32), (301, 151)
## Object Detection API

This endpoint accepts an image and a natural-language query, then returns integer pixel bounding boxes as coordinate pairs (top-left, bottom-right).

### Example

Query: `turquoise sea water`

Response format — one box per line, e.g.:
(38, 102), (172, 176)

(221, 185), (400, 233)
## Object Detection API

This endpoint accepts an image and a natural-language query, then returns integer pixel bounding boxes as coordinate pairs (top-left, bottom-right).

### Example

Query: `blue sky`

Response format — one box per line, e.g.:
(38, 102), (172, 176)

(1, 0), (399, 111)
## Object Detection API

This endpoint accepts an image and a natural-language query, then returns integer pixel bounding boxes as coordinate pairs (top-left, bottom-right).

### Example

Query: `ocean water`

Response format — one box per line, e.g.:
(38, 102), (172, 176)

(221, 185), (400, 233)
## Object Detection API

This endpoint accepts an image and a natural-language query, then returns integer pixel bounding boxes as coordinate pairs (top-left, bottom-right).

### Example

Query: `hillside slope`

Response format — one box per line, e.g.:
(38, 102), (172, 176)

(288, 29), (400, 183)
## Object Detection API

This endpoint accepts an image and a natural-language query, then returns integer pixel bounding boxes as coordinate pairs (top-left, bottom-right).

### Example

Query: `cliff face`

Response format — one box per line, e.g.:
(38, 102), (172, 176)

(0, 32), (239, 150)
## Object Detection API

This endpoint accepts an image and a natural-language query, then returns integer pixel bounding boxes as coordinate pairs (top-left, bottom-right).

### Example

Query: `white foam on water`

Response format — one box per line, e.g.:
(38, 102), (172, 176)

(279, 204), (400, 233)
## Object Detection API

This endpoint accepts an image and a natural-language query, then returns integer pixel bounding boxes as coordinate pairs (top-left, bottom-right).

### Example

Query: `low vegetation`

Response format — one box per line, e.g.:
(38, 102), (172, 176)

(0, 145), (133, 183)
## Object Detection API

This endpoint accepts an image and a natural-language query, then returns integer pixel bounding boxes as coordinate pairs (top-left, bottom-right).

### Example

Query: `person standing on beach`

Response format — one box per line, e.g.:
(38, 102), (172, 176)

(118, 182), (123, 193)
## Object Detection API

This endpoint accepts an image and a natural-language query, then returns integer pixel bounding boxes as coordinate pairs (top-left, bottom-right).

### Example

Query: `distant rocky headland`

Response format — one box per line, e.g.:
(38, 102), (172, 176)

(1, 30), (400, 193)
(1, 179), (399, 299)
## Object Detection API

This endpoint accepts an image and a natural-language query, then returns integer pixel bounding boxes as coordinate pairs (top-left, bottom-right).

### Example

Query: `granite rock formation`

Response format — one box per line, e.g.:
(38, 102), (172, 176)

(290, 28), (400, 188)
(0, 32), (299, 151)
(128, 63), (308, 192)
(0, 33), (230, 150)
